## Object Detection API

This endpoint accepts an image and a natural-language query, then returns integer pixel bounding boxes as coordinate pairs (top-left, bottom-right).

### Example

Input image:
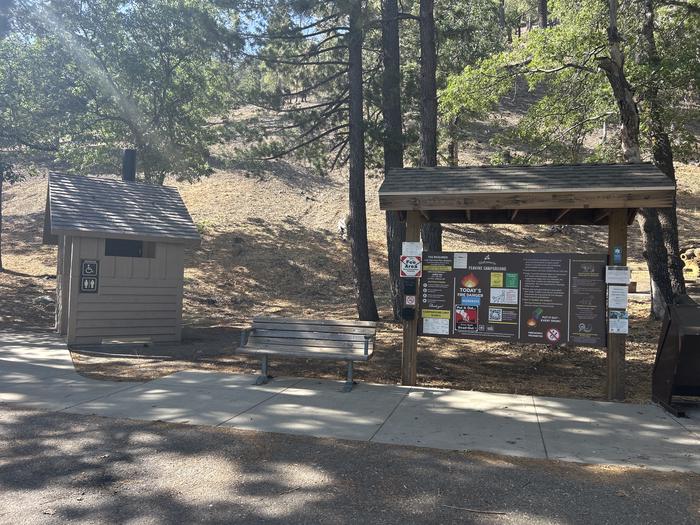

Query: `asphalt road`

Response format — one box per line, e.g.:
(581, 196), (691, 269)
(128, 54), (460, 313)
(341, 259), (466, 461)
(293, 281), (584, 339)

(0, 405), (698, 525)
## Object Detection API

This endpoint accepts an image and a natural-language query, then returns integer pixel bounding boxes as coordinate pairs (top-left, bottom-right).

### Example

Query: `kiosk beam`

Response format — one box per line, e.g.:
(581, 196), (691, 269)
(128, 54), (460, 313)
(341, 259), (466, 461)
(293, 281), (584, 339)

(402, 211), (422, 385)
(607, 208), (628, 400)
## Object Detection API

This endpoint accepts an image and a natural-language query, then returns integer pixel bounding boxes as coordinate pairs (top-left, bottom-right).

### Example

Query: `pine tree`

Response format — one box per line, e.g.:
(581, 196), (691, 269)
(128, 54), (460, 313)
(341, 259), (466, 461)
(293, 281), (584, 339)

(235, 1), (379, 320)
(381, 0), (406, 321)
(418, 0), (442, 252)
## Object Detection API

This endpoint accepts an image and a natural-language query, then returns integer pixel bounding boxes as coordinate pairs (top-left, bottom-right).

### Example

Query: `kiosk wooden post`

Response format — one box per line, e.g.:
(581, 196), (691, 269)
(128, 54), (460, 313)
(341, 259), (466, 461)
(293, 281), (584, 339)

(607, 208), (628, 400)
(402, 210), (422, 385)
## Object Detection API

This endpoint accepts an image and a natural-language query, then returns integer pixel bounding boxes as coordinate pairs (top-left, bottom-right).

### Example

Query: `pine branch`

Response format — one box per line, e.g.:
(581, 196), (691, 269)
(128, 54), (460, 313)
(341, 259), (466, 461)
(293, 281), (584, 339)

(264, 98), (348, 136)
(242, 51), (348, 66)
(269, 45), (347, 61)
(295, 99), (349, 140)
(249, 96), (349, 114)
(240, 13), (344, 39)
(314, 32), (344, 50)
(329, 138), (349, 170)
(243, 26), (349, 41)
(282, 70), (346, 98)
(260, 124), (348, 160)
(398, 12), (421, 22)
(276, 96), (350, 113)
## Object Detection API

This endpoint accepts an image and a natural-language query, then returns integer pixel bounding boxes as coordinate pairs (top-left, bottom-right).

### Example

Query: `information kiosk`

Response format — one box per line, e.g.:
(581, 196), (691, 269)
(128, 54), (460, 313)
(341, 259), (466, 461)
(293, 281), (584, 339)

(378, 163), (676, 400)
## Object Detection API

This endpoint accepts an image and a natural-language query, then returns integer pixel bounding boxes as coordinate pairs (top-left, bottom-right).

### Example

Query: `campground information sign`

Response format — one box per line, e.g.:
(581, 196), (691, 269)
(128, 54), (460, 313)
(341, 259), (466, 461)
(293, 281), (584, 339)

(419, 252), (607, 347)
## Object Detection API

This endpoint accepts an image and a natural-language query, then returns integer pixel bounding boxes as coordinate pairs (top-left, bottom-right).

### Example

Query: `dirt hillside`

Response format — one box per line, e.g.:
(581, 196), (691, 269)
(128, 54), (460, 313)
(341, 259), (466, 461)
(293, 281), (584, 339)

(1, 162), (699, 401)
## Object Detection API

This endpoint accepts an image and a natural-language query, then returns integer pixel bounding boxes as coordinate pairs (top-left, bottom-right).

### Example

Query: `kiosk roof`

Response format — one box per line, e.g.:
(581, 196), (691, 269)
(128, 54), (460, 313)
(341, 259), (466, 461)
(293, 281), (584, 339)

(378, 163), (675, 224)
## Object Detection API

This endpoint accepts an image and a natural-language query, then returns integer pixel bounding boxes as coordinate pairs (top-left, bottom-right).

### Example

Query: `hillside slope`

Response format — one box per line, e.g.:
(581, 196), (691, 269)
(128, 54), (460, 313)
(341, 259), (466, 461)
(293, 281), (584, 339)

(1, 163), (698, 400)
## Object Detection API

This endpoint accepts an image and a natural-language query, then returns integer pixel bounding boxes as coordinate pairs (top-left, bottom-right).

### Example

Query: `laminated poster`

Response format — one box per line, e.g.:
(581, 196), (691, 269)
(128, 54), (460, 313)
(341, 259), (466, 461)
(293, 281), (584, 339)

(419, 252), (608, 347)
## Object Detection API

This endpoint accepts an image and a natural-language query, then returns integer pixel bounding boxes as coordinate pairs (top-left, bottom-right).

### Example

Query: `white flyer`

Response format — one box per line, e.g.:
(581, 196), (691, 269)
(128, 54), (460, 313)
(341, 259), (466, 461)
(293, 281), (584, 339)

(608, 285), (629, 309)
(606, 266), (630, 285)
(423, 317), (450, 335)
(402, 241), (423, 257)
(453, 253), (468, 269)
(490, 288), (519, 305)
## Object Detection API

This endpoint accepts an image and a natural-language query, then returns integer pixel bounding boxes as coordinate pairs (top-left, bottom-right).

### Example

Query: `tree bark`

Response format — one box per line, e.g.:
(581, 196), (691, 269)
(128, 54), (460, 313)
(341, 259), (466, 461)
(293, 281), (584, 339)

(640, 0), (686, 298)
(597, 0), (640, 163)
(538, 0), (548, 28)
(498, 0), (506, 31)
(348, 1), (379, 321)
(381, 0), (406, 321)
(448, 140), (458, 166)
(598, 0), (673, 317)
(637, 209), (674, 317)
(419, 0), (442, 252)
(0, 0), (8, 273)
(0, 173), (3, 272)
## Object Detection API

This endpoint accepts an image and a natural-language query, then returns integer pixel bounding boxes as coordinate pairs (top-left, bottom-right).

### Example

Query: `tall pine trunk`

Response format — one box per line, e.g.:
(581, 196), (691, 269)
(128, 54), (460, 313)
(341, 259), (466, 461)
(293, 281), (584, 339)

(0, 173), (3, 272)
(598, 0), (672, 318)
(381, 0), (406, 321)
(0, 2), (10, 273)
(419, 0), (441, 252)
(641, 0), (686, 298)
(348, 1), (379, 321)
(538, 0), (548, 28)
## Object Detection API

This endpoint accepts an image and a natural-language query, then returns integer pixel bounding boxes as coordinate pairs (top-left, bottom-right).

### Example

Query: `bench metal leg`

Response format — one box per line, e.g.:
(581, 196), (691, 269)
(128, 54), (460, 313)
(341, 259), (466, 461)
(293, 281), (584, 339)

(255, 355), (270, 385)
(342, 361), (355, 392)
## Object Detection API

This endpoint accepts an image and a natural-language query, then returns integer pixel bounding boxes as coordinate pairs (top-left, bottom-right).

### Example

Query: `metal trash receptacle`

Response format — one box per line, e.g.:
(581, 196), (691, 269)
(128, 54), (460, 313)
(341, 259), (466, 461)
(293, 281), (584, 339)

(653, 301), (700, 416)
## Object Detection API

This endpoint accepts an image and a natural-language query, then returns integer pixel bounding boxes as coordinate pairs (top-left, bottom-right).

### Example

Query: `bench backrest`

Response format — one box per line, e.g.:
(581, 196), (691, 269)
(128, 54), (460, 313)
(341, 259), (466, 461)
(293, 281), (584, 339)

(249, 317), (377, 354)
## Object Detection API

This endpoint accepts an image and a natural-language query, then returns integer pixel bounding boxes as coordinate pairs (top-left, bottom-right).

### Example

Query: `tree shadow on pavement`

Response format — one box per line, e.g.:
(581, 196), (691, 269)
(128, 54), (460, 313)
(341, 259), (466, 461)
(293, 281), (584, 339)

(0, 406), (698, 525)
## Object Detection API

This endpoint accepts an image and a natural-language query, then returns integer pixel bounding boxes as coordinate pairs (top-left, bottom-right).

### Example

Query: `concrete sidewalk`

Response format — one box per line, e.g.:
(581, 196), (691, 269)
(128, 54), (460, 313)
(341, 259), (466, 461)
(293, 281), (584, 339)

(2, 330), (699, 473)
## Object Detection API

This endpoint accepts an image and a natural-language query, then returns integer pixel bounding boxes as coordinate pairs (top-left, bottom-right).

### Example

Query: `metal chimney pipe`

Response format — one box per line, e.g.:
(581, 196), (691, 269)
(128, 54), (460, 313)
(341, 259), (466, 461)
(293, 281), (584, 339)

(121, 149), (136, 182)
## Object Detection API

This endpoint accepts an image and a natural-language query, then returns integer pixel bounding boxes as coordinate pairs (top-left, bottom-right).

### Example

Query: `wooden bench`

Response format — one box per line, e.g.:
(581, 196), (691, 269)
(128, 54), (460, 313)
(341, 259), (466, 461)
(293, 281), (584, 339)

(237, 317), (378, 392)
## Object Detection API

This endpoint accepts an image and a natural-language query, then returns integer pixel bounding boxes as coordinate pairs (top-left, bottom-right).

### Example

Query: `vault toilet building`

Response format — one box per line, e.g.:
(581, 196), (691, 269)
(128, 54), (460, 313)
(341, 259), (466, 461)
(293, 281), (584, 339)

(43, 169), (200, 345)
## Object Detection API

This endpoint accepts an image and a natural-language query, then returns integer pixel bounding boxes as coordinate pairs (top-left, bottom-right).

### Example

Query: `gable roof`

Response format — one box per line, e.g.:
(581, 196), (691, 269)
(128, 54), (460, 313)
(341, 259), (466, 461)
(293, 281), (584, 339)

(44, 173), (201, 245)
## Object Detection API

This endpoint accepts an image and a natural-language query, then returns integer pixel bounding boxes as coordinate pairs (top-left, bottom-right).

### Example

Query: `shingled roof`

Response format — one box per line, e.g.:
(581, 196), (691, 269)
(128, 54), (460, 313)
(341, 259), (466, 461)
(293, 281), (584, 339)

(378, 163), (675, 225)
(44, 173), (201, 245)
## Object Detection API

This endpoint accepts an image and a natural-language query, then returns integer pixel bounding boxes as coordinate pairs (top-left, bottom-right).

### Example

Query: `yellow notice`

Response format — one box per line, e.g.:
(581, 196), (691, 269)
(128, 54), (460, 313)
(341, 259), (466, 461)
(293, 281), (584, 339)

(422, 310), (451, 319)
(490, 272), (504, 288)
(424, 265), (452, 272)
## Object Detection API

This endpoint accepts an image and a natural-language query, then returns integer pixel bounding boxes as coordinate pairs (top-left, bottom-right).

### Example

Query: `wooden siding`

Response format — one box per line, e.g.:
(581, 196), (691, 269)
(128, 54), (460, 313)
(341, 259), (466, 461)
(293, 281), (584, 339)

(67, 237), (184, 345)
(60, 236), (71, 335)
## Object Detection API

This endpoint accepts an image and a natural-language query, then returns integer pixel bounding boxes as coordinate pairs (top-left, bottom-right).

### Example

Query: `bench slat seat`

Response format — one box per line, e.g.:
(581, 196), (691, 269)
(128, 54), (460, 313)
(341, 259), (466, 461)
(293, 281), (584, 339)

(241, 344), (373, 361)
(238, 317), (378, 391)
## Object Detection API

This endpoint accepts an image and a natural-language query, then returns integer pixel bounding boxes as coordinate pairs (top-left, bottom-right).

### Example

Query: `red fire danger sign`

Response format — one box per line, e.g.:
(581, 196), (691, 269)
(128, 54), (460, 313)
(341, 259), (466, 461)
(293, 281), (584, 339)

(400, 255), (422, 278)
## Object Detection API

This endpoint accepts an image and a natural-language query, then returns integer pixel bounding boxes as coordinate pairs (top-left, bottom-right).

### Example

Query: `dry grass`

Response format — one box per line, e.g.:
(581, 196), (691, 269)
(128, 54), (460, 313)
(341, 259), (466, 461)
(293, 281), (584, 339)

(2, 162), (699, 402)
